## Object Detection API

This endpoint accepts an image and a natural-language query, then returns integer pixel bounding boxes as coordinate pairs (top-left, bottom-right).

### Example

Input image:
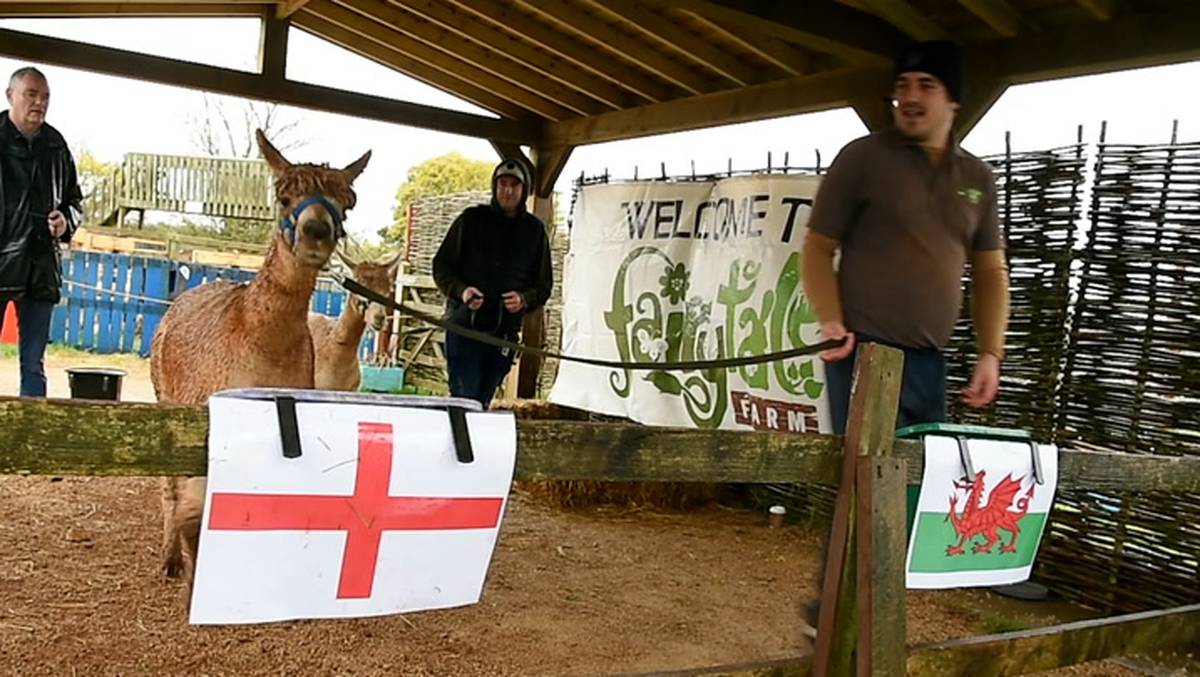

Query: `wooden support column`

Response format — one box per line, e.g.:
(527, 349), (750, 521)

(812, 343), (904, 676)
(259, 11), (290, 81)
(494, 143), (574, 401)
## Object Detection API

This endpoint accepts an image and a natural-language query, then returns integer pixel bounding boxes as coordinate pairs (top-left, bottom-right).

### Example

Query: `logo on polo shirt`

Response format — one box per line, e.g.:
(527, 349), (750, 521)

(958, 187), (984, 204)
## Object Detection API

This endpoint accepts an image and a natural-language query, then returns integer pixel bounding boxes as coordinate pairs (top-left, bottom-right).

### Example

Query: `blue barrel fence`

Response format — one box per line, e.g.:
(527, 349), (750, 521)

(51, 250), (373, 359)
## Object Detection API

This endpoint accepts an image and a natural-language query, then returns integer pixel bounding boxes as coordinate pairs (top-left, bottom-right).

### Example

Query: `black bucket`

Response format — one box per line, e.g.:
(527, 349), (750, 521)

(66, 367), (127, 401)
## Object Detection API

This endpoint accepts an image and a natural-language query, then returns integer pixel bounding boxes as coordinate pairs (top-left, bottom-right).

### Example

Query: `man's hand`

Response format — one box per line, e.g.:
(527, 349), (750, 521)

(462, 286), (484, 311)
(502, 291), (525, 314)
(47, 210), (67, 238)
(962, 353), (1000, 408)
(818, 321), (855, 362)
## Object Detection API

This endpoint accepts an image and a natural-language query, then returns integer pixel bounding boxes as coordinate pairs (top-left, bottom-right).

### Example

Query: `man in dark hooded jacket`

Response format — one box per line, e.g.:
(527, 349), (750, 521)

(0, 66), (82, 397)
(433, 157), (553, 407)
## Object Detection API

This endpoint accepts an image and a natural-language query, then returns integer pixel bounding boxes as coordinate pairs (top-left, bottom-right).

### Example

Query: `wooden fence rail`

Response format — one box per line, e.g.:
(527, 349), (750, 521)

(3, 397), (1200, 492)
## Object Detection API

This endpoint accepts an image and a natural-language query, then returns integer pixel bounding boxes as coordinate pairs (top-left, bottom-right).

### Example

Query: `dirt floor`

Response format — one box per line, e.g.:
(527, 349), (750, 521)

(0, 350), (1167, 676)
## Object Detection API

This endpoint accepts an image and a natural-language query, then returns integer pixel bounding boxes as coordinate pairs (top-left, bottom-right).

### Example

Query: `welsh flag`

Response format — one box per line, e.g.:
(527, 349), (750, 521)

(905, 436), (1059, 589)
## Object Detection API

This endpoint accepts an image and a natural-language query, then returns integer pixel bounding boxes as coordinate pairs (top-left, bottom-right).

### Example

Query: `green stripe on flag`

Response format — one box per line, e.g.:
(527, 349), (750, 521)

(909, 512), (1047, 573)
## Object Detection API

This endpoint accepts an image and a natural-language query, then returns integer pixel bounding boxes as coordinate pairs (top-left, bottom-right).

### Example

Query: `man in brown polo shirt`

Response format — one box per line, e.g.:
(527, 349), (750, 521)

(802, 41), (1010, 433)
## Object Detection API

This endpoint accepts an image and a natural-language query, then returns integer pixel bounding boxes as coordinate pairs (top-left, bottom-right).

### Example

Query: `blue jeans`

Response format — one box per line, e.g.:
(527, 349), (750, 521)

(0, 299), (55, 397)
(825, 336), (947, 435)
(445, 332), (514, 409)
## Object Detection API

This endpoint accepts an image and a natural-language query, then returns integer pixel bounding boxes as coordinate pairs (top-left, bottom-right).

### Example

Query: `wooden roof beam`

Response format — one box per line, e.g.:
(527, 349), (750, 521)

(957, 0), (1023, 38)
(291, 13), (529, 121)
(275, 0), (308, 18)
(334, 0), (609, 117)
(580, 0), (762, 86)
(981, 4), (1200, 84)
(682, 14), (812, 76)
(442, 0), (677, 104)
(512, 0), (716, 95)
(654, 0), (908, 67)
(0, 24), (537, 142)
(303, 0), (574, 120)
(390, 0), (640, 109)
(543, 66), (892, 146)
(856, 0), (948, 41)
(1076, 0), (1116, 21)
(0, 3), (266, 16)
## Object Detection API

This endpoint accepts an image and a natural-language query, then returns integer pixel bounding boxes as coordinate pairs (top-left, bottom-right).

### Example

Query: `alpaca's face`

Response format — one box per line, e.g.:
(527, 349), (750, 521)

(281, 180), (346, 269)
(256, 130), (371, 270)
(344, 252), (402, 331)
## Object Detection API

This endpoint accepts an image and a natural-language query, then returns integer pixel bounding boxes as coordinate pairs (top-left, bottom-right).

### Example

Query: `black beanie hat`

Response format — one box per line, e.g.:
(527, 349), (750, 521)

(894, 40), (964, 102)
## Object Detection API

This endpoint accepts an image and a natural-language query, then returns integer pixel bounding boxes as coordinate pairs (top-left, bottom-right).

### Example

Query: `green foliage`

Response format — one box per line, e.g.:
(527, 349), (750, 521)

(216, 218), (273, 244)
(75, 150), (117, 196)
(379, 152), (494, 246)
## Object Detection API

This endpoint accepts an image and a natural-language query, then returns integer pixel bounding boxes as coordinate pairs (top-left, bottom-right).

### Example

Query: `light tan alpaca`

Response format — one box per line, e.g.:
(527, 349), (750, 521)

(150, 130), (371, 584)
(308, 251), (402, 391)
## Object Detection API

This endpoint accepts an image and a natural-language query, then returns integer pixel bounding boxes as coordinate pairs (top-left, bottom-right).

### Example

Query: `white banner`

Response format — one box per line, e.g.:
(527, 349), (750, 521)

(190, 391), (516, 625)
(550, 175), (830, 433)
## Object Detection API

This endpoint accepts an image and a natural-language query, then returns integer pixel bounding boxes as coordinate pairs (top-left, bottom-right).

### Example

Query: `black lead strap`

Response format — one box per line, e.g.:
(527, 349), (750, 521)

(447, 406), (475, 464)
(336, 276), (844, 372)
(275, 395), (303, 459)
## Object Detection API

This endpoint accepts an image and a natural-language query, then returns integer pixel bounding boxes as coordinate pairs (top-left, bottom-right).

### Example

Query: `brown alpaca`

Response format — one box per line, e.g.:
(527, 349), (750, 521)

(150, 130), (371, 585)
(308, 251), (402, 391)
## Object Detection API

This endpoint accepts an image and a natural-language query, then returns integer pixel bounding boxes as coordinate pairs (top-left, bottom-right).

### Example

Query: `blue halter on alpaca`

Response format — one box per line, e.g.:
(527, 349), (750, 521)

(278, 195), (345, 242)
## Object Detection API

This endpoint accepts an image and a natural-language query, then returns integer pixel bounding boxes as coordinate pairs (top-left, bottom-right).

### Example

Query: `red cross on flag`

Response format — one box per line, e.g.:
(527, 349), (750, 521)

(189, 391), (516, 625)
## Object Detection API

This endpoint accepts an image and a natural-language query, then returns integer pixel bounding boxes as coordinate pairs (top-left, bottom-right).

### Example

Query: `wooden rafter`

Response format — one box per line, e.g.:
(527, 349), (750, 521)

(0, 24), (537, 142)
(543, 66), (892, 146)
(653, 0), (906, 67)
(391, 0), (640, 109)
(856, 0), (948, 41)
(334, 0), (609, 117)
(303, 0), (574, 120)
(290, 12), (528, 120)
(681, 11), (811, 76)
(579, 0), (761, 86)
(512, 0), (715, 95)
(957, 0), (1023, 38)
(274, 0), (307, 18)
(442, 0), (677, 103)
(1076, 0), (1116, 21)
(0, 3), (266, 16)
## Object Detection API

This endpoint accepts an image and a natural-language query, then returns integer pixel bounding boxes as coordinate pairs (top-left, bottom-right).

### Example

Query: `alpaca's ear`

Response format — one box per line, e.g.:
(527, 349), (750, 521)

(382, 250), (403, 278)
(333, 245), (359, 270)
(341, 150), (372, 182)
(256, 129), (291, 175)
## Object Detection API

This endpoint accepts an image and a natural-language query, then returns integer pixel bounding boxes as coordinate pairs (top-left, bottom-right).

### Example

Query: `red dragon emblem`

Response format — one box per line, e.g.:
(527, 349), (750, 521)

(945, 470), (1036, 556)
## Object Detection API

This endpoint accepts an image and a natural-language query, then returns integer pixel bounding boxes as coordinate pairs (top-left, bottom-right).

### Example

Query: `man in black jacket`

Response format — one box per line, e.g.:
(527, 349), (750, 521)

(433, 157), (553, 407)
(0, 67), (82, 397)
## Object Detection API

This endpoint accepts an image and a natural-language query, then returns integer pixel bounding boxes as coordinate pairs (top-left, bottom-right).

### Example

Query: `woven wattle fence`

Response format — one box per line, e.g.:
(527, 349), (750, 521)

(1038, 123), (1200, 613)
(944, 135), (1087, 439)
